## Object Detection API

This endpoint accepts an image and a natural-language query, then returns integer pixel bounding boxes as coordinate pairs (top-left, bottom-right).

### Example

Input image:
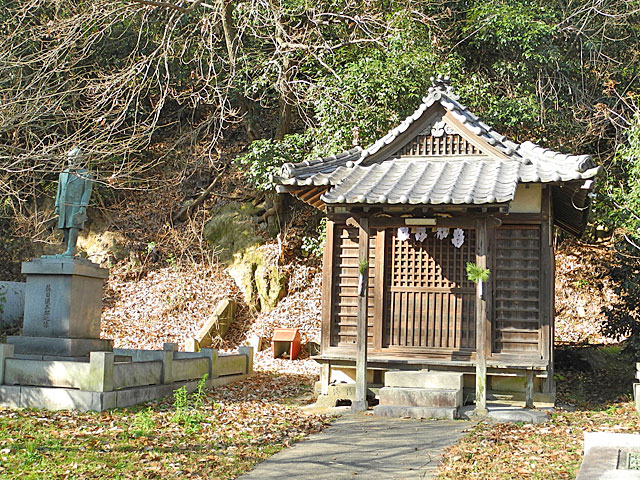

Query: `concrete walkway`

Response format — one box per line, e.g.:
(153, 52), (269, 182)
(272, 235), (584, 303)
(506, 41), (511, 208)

(240, 413), (472, 480)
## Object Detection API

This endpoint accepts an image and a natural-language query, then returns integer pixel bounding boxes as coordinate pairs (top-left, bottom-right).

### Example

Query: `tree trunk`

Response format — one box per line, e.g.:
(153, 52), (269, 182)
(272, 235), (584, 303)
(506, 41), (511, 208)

(274, 56), (293, 140)
(221, 0), (257, 141)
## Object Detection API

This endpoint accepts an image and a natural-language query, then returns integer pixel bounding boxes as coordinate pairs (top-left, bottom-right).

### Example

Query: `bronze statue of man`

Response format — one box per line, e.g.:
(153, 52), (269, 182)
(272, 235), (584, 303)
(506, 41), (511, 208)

(54, 148), (93, 257)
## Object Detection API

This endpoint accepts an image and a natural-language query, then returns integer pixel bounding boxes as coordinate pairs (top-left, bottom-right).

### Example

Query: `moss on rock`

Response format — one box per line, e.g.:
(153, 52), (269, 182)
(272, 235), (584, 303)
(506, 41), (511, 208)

(255, 264), (286, 312)
(203, 202), (263, 263)
(205, 203), (286, 312)
(227, 245), (286, 312)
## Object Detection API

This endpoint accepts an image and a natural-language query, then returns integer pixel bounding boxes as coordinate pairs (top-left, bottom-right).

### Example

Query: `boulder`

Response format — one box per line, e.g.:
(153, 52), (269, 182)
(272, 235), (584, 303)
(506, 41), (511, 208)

(227, 245), (285, 312)
(77, 229), (129, 266)
(203, 202), (263, 263)
(204, 202), (286, 312)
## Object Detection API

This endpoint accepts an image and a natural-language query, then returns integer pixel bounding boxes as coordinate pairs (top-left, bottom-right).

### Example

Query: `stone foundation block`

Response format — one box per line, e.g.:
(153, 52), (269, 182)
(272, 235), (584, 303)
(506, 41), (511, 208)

(114, 361), (162, 390)
(18, 386), (116, 412)
(314, 383), (356, 407)
(373, 405), (458, 420)
(378, 387), (462, 408)
(172, 358), (209, 382)
(384, 370), (463, 390)
(21, 257), (107, 339)
(4, 358), (90, 388)
(0, 385), (22, 408)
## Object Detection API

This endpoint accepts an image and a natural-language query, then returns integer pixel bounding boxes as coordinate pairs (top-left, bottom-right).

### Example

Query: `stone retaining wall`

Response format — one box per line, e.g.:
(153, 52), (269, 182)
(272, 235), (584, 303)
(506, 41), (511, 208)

(0, 281), (24, 327)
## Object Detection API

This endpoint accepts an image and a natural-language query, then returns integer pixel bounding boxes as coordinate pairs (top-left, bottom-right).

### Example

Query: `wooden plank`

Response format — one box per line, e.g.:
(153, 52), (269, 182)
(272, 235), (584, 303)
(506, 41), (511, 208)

(389, 286), (474, 293)
(320, 363), (331, 395)
(298, 187), (322, 202)
(475, 217), (488, 414)
(321, 220), (335, 351)
(427, 291), (435, 348)
(455, 294), (463, 349)
(486, 218), (495, 359)
(443, 110), (509, 159)
(353, 217), (369, 412)
(370, 217), (479, 230)
(399, 292), (406, 346)
(540, 191), (551, 364)
(293, 187), (329, 209)
(407, 291), (415, 346)
(307, 190), (325, 207)
(541, 188), (554, 394)
(449, 292), (456, 349)
(461, 292), (467, 349)
(493, 223), (542, 355)
(495, 297), (539, 302)
(419, 292), (426, 347)
(434, 292), (442, 348)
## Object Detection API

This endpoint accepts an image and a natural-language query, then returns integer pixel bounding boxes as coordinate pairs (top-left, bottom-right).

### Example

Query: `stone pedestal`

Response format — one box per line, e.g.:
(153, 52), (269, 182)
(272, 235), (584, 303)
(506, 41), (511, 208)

(7, 257), (112, 357)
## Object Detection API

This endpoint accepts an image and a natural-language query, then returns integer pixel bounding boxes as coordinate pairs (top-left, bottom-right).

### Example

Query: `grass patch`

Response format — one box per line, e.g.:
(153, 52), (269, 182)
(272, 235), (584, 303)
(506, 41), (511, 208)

(0, 372), (330, 479)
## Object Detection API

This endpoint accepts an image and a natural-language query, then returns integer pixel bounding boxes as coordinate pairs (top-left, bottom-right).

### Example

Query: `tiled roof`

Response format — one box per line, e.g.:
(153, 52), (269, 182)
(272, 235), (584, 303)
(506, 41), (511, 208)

(278, 147), (362, 184)
(274, 75), (600, 206)
(320, 158), (599, 205)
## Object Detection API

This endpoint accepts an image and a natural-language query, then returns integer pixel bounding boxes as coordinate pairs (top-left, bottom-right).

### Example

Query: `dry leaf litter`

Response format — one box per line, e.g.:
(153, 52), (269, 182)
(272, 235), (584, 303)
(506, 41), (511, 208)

(554, 241), (621, 344)
(101, 251), (322, 378)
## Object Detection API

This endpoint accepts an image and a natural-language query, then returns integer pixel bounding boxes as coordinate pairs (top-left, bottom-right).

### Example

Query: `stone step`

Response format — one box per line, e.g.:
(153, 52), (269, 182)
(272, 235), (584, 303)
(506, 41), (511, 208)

(378, 386), (462, 408)
(384, 370), (463, 390)
(373, 405), (458, 420)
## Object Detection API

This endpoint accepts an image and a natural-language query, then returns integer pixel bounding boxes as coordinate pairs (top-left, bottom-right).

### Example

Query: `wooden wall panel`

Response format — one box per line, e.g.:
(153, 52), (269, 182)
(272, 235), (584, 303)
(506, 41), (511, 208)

(331, 225), (376, 347)
(493, 226), (542, 355)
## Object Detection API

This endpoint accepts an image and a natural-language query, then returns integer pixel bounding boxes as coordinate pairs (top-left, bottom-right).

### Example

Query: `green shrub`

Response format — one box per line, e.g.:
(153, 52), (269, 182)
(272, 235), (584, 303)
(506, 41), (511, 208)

(301, 218), (327, 258)
(235, 134), (316, 190)
(172, 374), (208, 434)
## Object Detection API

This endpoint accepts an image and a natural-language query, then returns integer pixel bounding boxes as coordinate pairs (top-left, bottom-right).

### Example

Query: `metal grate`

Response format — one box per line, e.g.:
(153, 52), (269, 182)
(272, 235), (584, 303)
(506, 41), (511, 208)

(620, 451), (640, 470)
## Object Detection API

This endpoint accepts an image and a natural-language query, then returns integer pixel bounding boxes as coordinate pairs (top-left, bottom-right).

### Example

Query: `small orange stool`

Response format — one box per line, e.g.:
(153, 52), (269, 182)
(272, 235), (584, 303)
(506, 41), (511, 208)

(272, 328), (301, 360)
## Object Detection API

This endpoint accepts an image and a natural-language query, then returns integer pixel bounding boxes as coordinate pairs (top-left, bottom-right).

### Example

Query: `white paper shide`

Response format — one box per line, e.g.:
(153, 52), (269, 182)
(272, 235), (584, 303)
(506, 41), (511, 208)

(451, 228), (465, 248)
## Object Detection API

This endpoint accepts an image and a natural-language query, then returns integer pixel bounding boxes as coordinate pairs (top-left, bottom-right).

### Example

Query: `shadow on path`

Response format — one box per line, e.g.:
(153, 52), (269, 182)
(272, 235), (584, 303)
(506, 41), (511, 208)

(240, 413), (472, 480)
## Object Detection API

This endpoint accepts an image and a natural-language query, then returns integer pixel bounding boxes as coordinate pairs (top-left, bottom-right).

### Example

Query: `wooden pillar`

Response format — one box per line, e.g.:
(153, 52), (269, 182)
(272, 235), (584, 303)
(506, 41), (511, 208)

(525, 370), (534, 409)
(475, 218), (488, 415)
(320, 220), (335, 351)
(540, 188), (555, 396)
(352, 217), (369, 412)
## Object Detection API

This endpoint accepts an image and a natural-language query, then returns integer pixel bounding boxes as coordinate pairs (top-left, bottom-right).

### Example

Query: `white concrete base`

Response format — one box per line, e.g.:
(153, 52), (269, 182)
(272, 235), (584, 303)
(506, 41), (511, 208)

(0, 374), (250, 412)
(459, 403), (551, 424)
(577, 432), (640, 480)
(384, 370), (464, 390)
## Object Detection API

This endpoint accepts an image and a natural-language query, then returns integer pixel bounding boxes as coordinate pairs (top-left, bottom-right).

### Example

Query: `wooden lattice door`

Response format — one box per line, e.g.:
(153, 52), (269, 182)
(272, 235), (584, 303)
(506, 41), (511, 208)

(383, 228), (477, 351)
